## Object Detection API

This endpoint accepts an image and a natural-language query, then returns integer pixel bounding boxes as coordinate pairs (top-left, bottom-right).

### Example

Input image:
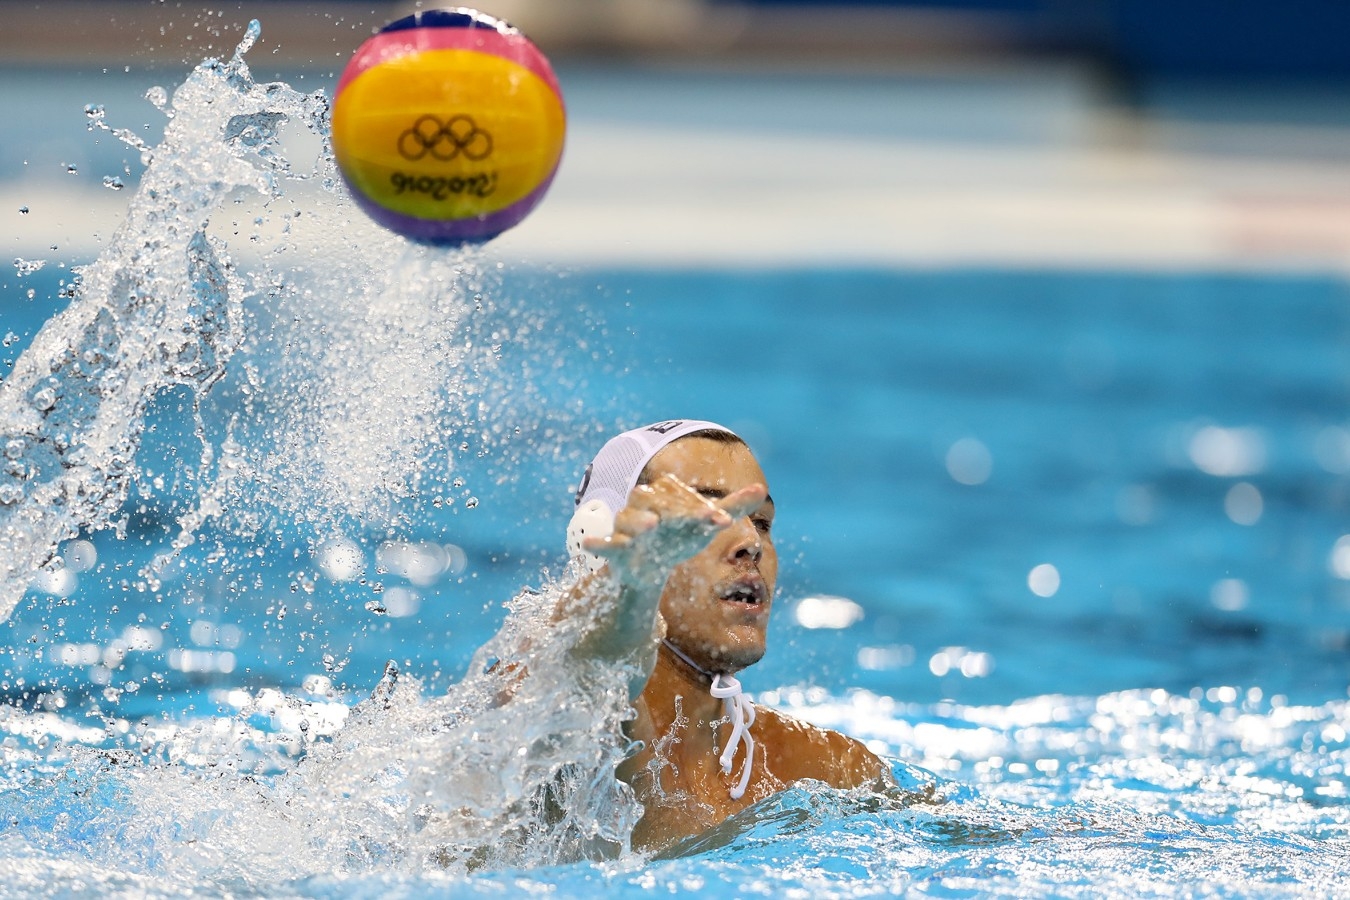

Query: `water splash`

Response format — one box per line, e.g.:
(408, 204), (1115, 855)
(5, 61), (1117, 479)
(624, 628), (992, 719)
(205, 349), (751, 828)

(0, 22), (335, 620)
(1, 573), (647, 885)
(6, 677), (1348, 893)
(278, 582), (643, 874)
(234, 248), (489, 534)
(0, 25), (640, 881)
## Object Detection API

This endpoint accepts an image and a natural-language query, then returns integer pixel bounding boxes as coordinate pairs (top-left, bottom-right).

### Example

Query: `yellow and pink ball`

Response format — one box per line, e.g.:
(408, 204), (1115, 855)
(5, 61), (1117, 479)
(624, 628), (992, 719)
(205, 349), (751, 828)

(331, 9), (565, 245)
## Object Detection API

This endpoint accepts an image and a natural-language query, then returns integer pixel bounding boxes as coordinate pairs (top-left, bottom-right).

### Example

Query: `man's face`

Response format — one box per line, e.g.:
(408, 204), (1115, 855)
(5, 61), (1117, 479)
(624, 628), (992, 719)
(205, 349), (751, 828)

(645, 436), (778, 673)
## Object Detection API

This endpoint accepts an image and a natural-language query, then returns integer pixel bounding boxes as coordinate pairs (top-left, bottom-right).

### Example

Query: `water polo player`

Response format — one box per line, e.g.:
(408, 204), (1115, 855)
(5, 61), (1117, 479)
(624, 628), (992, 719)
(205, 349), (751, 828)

(562, 420), (891, 852)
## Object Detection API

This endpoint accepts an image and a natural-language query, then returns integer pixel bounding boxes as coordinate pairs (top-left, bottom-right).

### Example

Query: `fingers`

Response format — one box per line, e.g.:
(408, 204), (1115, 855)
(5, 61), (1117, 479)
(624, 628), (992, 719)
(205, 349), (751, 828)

(716, 483), (768, 521)
(596, 506), (657, 552)
(638, 474), (733, 525)
(614, 506), (660, 535)
(581, 474), (765, 557)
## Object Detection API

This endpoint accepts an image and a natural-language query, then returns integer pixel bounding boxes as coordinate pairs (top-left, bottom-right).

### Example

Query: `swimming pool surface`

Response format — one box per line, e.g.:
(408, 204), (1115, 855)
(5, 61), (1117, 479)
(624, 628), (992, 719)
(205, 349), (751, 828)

(1, 25), (1348, 899)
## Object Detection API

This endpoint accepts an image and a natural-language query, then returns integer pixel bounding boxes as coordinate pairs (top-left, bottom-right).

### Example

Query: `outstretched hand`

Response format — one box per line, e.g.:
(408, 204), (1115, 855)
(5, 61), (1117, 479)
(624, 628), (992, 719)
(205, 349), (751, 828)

(582, 473), (767, 594)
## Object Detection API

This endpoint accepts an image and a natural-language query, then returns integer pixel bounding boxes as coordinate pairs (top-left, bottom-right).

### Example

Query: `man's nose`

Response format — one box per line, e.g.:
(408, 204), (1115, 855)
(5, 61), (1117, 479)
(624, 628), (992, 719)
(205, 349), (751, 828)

(727, 517), (762, 563)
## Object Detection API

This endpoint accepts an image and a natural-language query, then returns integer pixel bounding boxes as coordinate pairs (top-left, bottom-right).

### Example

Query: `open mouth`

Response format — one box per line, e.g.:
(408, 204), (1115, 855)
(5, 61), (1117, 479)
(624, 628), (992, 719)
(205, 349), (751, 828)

(719, 580), (768, 606)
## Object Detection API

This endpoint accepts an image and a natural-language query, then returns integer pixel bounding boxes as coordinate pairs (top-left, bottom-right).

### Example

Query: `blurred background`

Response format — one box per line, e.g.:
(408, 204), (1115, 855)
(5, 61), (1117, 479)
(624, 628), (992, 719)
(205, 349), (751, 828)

(2, 1), (1350, 712)
(3, 0), (1348, 270)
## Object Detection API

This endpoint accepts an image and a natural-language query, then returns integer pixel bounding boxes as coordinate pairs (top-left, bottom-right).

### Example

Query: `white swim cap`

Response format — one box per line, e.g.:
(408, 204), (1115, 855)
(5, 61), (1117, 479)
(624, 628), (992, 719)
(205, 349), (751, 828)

(567, 419), (738, 569)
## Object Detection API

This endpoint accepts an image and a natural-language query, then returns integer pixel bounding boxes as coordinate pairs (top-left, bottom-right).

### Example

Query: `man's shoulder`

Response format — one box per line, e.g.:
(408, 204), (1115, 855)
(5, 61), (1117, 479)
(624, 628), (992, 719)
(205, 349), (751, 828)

(754, 703), (889, 789)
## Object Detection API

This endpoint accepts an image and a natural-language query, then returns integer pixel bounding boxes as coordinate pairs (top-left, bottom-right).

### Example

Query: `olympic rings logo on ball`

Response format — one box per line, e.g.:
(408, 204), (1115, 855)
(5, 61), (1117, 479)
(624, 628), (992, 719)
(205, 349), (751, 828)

(397, 114), (494, 163)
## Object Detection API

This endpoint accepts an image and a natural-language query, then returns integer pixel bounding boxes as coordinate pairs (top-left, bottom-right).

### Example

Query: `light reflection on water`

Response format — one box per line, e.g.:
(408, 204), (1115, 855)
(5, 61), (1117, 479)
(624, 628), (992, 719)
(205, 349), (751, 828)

(0, 686), (1346, 896)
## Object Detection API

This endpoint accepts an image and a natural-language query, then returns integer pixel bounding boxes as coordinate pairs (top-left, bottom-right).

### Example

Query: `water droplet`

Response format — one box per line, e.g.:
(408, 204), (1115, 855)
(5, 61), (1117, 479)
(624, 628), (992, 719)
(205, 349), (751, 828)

(64, 164), (78, 175)
(18, 206), (28, 215)
(236, 19), (262, 56)
(12, 258), (47, 276)
(364, 599), (387, 615)
(101, 175), (125, 191)
(84, 104), (107, 132)
(465, 497), (479, 509)
(63, 539), (97, 573)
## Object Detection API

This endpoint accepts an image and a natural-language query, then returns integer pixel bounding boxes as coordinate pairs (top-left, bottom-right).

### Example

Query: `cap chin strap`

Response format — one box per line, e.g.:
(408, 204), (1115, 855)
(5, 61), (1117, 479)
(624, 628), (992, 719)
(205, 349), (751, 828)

(661, 639), (757, 800)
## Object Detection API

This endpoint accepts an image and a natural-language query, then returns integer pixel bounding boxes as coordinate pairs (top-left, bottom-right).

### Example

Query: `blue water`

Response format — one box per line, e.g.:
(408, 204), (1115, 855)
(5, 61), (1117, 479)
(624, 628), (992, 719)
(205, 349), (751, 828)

(2, 29), (1349, 899)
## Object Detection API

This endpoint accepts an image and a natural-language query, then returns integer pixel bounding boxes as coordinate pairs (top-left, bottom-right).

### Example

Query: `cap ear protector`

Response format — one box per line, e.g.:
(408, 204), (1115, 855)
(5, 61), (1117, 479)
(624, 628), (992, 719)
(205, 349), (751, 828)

(566, 498), (614, 573)
(567, 419), (737, 572)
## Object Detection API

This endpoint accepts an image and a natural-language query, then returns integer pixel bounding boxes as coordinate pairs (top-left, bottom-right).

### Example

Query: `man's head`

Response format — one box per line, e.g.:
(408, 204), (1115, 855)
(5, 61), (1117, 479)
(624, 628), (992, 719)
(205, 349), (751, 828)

(569, 420), (778, 673)
(639, 431), (777, 674)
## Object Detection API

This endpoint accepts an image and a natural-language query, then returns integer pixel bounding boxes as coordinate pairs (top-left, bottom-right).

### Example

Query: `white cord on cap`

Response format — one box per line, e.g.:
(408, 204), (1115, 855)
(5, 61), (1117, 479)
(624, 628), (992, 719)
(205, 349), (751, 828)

(662, 639), (757, 800)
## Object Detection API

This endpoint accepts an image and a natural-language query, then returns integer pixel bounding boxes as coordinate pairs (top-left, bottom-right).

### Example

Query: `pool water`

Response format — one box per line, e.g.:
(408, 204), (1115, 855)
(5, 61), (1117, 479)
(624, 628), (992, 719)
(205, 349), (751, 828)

(1, 26), (1348, 899)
